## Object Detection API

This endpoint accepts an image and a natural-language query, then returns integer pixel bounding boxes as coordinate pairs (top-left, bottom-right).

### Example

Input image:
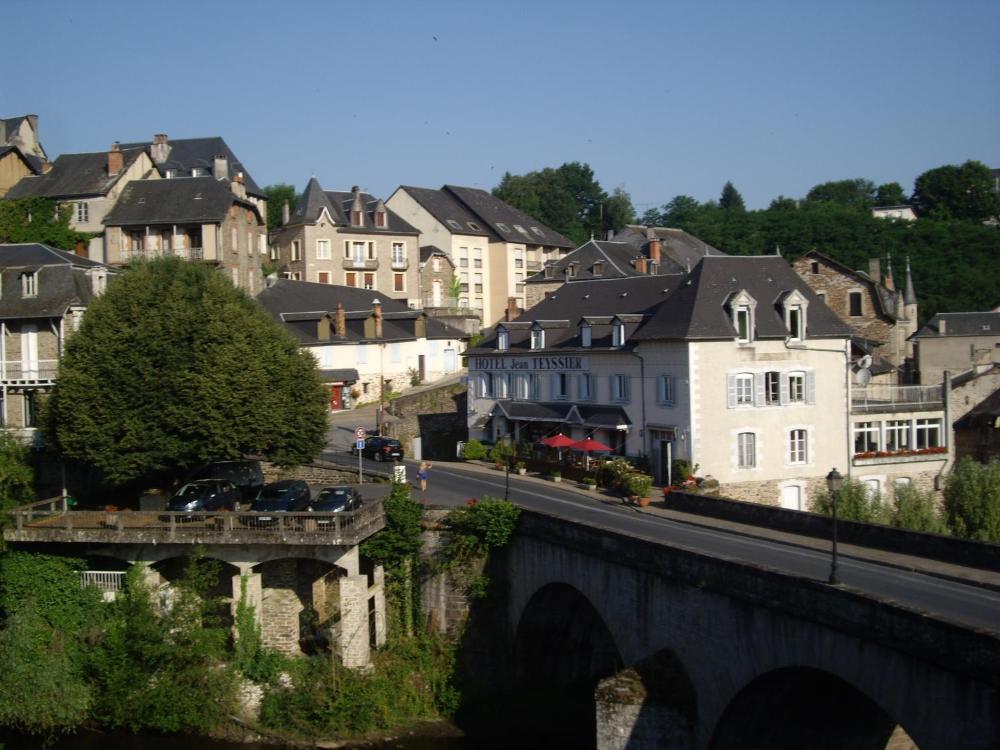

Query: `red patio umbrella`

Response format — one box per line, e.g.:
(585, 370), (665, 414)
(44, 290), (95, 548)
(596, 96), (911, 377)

(541, 434), (577, 448)
(570, 437), (613, 470)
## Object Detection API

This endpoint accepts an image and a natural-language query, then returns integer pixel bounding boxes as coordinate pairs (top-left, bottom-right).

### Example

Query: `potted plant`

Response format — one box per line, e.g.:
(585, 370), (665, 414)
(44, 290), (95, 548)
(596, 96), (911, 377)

(515, 461), (527, 475)
(625, 474), (653, 507)
(581, 477), (597, 490)
(550, 470), (562, 483)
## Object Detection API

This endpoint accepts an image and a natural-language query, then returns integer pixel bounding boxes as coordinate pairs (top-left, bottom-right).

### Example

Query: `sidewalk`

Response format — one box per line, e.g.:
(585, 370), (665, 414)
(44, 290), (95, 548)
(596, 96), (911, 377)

(451, 459), (1000, 591)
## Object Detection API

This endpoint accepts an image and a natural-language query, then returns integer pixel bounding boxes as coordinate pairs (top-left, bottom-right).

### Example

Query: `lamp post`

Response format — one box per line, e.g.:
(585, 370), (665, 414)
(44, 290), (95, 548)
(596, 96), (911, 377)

(504, 432), (512, 501)
(826, 467), (844, 585)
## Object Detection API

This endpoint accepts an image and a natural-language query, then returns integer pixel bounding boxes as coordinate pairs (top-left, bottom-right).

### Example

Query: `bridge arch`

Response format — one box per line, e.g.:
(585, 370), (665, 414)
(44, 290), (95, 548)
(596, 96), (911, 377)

(512, 582), (624, 739)
(709, 666), (906, 750)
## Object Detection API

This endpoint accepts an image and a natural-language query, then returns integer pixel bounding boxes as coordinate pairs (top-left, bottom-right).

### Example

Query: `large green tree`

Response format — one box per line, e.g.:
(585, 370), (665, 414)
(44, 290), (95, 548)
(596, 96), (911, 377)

(0, 197), (90, 250)
(804, 178), (877, 209)
(262, 183), (300, 231)
(493, 162), (633, 245)
(944, 457), (1000, 542)
(874, 182), (908, 207)
(911, 160), (1000, 221)
(46, 257), (328, 486)
(719, 181), (746, 212)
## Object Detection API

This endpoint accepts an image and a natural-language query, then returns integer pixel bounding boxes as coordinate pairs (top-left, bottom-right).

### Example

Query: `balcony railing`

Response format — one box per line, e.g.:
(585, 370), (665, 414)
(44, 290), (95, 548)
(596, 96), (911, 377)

(1, 359), (58, 382)
(122, 247), (204, 262)
(4, 496), (385, 548)
(851, 384), (944, 413)
(342, 258), (378, 270)
(526, 260), (542, 272)
(390, 259), (408, 270)
(80, 570), (125, 600)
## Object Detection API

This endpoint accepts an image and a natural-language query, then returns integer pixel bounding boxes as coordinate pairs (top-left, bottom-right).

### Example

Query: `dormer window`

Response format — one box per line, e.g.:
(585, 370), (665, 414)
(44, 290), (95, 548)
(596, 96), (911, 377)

(544, 265), (555, 279)
(497, 326), (509, 352)
(592, 261), (604, 277)
(728, 290), (757, 343)
(531, 325), (545, 350)
(352, 210), (363, 226)
(20, 271), (37, 297)
(375, 211), (386, 228)
(580, 322), (592, 348)
(568, 264), (577, 278)
(612, 320), (626, 348)
(781, 290), (809, 342)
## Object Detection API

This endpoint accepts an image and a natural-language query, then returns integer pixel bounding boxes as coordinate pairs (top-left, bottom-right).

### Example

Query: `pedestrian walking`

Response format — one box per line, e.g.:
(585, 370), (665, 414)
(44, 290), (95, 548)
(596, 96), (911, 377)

(417, 461), (432, 492)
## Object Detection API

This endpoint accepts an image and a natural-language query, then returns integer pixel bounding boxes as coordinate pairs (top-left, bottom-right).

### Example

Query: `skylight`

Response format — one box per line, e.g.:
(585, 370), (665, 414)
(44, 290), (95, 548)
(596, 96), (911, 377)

(447, 219), (462, 230)
(496, 222), (509, 232)
(531, 227), (544, 236)
(468, 221), (481, 231)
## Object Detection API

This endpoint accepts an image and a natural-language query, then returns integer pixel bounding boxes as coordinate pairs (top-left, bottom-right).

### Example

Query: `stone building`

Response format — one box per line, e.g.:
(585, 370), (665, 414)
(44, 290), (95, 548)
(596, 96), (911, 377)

(953, 386), (1000, 464)
(792, 250), (918, 383)
(102, 175), (265, 292)
(387, 184), (574, 325)
(911, 311), (1000, 385)
(0, 114), (48, 197)
(0, 243), (115, 439)
(269, 178), (421, 306)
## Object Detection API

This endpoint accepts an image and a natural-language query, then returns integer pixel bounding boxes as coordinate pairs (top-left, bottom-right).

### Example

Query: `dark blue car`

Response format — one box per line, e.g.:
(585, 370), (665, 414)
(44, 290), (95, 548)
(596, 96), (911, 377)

(247, 480), (311, 522)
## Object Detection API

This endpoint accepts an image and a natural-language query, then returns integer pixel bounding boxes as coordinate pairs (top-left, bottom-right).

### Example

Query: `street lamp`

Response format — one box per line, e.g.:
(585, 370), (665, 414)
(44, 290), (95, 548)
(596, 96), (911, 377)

(826, 467), (844, 585)
(504, 432), (512, 501)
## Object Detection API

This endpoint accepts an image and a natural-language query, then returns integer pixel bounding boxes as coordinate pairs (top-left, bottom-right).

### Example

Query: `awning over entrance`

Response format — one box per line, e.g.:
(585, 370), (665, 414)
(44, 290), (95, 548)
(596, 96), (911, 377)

(494, 400), (578, 423)
(318, 368), (359, 383)
(576, 405), (631, 430)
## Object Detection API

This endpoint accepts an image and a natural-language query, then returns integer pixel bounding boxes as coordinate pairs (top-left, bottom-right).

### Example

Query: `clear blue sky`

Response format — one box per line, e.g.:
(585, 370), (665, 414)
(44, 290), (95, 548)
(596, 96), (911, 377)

(5, 0), (998, 211)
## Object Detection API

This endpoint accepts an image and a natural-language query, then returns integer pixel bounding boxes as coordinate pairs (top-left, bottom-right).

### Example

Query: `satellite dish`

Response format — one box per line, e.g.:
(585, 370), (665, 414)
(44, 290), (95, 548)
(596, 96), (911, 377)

(856, 368), (872, 386)
(858, 355), (873, 370)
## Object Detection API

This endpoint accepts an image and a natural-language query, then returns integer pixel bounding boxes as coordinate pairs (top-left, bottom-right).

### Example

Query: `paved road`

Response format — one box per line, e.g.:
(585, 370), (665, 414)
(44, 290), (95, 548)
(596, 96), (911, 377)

(323, 408), (1000, 634)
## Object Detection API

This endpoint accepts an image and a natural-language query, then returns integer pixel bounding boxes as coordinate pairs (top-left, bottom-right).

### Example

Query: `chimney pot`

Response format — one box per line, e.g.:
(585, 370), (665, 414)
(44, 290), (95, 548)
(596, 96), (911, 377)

(648, 236), (662, 264)
(213, 155), (228, 181)
(372, 299), (383, 338)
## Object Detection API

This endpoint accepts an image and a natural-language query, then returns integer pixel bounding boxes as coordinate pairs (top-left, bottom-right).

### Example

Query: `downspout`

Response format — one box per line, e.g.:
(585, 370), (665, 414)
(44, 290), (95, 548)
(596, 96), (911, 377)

(940, 371), (953, 490)
(624, 347), (647, 458)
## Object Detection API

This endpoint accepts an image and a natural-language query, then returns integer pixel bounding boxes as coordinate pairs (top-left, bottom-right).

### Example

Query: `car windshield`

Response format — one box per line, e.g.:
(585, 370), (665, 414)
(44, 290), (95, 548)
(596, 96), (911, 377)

(318, 489), (348, 500)
(175, 483), (209, 499)
(260, 486), (293, 499)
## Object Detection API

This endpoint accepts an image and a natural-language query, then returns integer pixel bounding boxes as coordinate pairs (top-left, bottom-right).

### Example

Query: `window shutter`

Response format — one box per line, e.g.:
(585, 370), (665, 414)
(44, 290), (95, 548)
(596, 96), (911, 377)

(806, 371), (816, 404)
(624, 376), (631, 402)
(779, 374), (789, 405)
(727, 374), (737, 409)
(550, 373), (559, 398)
(754, 373), (765, 406)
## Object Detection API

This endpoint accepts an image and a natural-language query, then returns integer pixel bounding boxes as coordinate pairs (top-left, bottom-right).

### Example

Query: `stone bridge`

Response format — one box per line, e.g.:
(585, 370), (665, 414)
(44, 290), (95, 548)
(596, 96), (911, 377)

(465, 510), (1000, 749)
(4, 497), (387, 667)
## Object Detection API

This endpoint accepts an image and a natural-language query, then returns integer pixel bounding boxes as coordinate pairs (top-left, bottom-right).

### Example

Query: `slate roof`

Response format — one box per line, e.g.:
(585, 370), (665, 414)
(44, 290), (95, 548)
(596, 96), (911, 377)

(615, 225), (725, 273)
(525, 239), (671, 283)
(118, 136), (264, 198)
(102, 177), (261, 226)
(443, 185), (575, 248)
(0, 145), (44, 175)
(6, 147), (147, 199)
(396, 186), (492, 237)
(801, 249), (906, 321)
(288, 178), (418, 234)
(256, 279), (464, 345)
(420, 245), (453, 264)
(913, 311), (1000, 339)
(0, 243), (113, 320)
(470, 256), (850, 353)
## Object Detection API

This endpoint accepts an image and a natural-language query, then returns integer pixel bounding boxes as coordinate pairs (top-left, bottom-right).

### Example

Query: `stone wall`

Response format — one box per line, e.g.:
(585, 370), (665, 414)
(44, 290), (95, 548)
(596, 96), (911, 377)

(386, 382), (467, 460)
(261, 460), (382, 485)
(259, 558), (302, 654)
(418, 507), (486, 636)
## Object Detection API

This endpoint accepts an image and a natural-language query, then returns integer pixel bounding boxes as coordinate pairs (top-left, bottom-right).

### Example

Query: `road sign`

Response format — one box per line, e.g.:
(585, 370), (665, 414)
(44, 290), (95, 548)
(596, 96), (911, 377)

(356, 439), (366, 451)
(355, 426), (367, 440)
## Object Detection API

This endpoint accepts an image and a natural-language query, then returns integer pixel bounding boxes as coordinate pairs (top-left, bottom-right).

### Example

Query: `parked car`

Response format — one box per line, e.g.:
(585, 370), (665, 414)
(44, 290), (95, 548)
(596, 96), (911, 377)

(310, 486), (363, 516)
(187, 459), (264, 503)
(167, 479), (240, 514)
(247, 480), (312, 522)
(350, 436), (404, 462)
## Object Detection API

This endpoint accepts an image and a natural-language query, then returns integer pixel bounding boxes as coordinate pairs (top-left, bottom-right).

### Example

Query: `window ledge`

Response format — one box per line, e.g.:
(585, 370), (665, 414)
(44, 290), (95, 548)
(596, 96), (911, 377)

(852, 450), (947, 466)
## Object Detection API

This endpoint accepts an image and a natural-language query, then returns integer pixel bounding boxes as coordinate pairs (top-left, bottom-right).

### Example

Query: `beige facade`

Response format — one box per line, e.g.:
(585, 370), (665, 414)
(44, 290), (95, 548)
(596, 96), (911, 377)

(915, 333), (1000, 385)
(0, 151), (35, 198)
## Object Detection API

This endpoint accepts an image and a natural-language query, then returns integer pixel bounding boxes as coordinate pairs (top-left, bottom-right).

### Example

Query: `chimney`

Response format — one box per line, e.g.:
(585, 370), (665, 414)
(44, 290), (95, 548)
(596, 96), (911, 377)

(41, 160), (52, 173)
(506, 296), (519, 321)
(647, 228), (661, 264)
(372, 299), (383, 338)
(635, 257), (648, 274)
(231, 172), (246, 199)
(150, 134), (170, 164)
(335, 302), (346, 336)
(282, 200), (290, 225)
(213, 155), (228, 181)
(317, 315), (331, 341)
(868, 258), (882, 284)
(107, 142), (123, 176)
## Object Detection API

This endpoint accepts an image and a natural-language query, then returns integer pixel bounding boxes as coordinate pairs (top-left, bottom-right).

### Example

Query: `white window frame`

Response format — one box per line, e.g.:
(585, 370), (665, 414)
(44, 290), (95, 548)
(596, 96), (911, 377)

(551, 372), (568, 400)
(612, 321), (626, 348)
(316, 239), (331, 260)
(531, 327), (545, 350)
(581, 323), (592, 348)
(291, 240), (302, 262)
(789, 428), (808, 465)
(578, 373), (594, 401)
(885, 420), (911, 452)
(765, 371), (780, 405)
(735, 307), (752, 343)
(787, 305), (804, 341)
(496, 327), (509, 351)
(788, 371), (806, 403)
(735, 373), (754, 406)
(75, 201), (88, 223)
(915, 418), (942, 449)
(737, 432), (757, 469)
(20, 272), (36, 297)
(657, 374), (674, 406)
(392, 242), (405, 265)
(854, 421), (881, 453)
(610, 374), (630, 403)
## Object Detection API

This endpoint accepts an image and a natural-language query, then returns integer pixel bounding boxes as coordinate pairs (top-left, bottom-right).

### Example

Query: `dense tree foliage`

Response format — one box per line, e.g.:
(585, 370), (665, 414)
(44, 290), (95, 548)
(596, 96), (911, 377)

(493, 162), (636, 245)
(262, 183), (300, 231)
(911, 160), (1000, 221)
(0, 197), (90, 249)
(805, 178), (877, 209)
(875, 182), (907, 207)
(719, 181), (746, 212)
(0, 433), (35, 538)
(944, 458), (1000, 543)
(47, 257), (328, 486)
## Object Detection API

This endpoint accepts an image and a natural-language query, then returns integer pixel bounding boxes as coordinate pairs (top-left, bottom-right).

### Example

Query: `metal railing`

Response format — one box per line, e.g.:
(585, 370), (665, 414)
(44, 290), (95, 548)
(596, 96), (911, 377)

(122, 247), (204, 262)
(1, 359), (58, 382)
(851, 384), (944, 413)
(390, 259), (408, 270)
(342, 258), (378, 270)
(80, 570), (125, 595)
(4, 497), (385, 547)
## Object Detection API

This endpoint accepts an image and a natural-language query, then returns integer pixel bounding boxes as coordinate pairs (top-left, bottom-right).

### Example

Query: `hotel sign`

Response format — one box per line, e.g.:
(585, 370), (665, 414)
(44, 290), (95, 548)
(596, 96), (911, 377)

(470, 355), (589, 372)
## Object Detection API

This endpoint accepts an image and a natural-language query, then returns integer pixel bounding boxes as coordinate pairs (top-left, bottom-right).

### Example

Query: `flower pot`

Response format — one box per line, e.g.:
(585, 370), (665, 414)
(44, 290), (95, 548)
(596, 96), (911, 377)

(637, 496), (651, 508)
(551, 476), (562, 483)
(517, 468), (527, 475)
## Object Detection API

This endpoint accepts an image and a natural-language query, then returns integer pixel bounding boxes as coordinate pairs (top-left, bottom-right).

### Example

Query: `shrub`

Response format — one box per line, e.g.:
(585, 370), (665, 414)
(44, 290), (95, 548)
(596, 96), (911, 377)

(442, 498), (521, 564)
(672, 459), (699, 482)
(461, 439), (487, 460)
(892, 484), (946, 534)
(944, 458), (1000, 542)
(625, 473), (653, 498)
(811, 479), (891, 524)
